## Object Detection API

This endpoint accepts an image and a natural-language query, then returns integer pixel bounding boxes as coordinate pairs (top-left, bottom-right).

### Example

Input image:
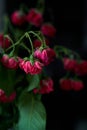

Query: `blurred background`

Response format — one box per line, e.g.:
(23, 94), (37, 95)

(0, 0), (87, 130)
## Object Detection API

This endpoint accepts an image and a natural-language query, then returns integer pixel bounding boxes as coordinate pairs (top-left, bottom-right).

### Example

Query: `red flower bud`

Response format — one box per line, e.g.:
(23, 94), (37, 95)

(0, 34), (11, 49)
(11, 11), (26, 26)
(1, 54), (9, 64)
(1, 55), (18, 69)
(74, 61), (87, 76)
(39, 78), (54, 94)
(59, 78), (72, 91)
(41, 23), (56, 37)
(26, 9), (43, 27)
(7, 57), (18, 69)
(71, 80), (84, 91)
(63, 58), (77, 71)
(60, 78), (84, 91)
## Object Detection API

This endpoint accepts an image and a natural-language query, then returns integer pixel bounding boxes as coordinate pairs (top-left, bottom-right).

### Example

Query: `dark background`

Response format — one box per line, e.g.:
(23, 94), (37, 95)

(6, 0), (87, 130)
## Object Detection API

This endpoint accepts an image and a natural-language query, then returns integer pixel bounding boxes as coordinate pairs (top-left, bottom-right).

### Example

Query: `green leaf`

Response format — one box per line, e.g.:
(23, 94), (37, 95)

(15, 93), (46, 130)
(27, 75), (40, 92)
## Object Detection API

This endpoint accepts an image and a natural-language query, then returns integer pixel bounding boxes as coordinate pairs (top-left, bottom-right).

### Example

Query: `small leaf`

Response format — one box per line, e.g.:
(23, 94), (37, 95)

(15, 93), (46, 130)
(27, 74), (40, 92)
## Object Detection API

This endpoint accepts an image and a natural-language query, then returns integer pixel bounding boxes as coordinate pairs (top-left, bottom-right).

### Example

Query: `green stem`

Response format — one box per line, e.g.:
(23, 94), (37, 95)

(4, 35), (15, 53)
(54, 45), (81, 60)
(21, 43), (31, 54)
(25, 32), (34, 53)
(5, 33), (26, 52)
(29, 31), (44, 46)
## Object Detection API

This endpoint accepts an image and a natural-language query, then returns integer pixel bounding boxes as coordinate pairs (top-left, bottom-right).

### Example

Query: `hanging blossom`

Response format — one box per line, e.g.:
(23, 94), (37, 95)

(41, 23), (56, 38)
(11, 10), (26, 26)
(1, 54), (19, 69)
(34, 47), (56, 65)
(19, 58), (43, 75)
(63, 58), (87, 76)
(26, 8), (43, 27)
(0, 34), (11, 49)
(33, 78), (54, 94)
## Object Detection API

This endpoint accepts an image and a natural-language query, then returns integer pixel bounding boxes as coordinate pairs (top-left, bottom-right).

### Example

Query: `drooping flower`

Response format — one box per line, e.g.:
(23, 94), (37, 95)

(63, 58), (77, 72)
(1, 55), (18, 69)
(34, 48), (56, 65)
(41, 23), (56, 37)
(19, 60), (43, 75)
(33, 78), (54, 94)
(74, 60), (87, 76)
(26, 9), (43, 27)
(71, 80), (84, 91)
(0, 34), (11, 49)
(59, 78), (72, 91)
(11, 11), (26, 26)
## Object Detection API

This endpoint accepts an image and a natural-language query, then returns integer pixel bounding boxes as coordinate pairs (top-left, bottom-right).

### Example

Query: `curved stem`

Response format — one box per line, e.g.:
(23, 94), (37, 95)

(29, 31), (44, 46)
(54, 45), (81, 60)
(5, 33), (26, 52)
(25, 32), (34, 53)
(21, 43), (31, 54)
(4, 35), (15, 53)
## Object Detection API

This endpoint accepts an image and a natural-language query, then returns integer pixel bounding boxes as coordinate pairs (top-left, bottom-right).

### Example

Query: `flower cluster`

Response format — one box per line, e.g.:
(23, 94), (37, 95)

(0, 1), (86, 130)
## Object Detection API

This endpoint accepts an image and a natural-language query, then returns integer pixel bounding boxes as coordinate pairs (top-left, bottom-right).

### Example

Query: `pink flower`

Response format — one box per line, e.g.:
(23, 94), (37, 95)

(59, 78), (72, 91)
(21, 60), (43, 74)
(33, 38), (50, 48)
(11, 11), (26, 26)
(7, 57), (18, 69)
(74, 61), (87, 76)
(1, 54), (9, 64)
(63, 58), (77, 71)
(1, 55), (18, 69)
(26, 9), (43, 27)
(39, 78), (54, 94)
(34, 48), (56, 65)
(41, 23), (56, 37)
(33, 78), (54, 94)
(22, 61), (31, 74)
(0, 34), (11, 49)
(19, 58), (25, 70)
